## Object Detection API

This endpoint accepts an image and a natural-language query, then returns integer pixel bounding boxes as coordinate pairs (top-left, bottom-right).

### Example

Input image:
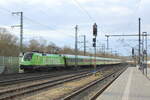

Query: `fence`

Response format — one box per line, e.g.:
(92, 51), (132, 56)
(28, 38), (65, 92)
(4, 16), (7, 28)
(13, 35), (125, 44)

(0, 56), (20, 74)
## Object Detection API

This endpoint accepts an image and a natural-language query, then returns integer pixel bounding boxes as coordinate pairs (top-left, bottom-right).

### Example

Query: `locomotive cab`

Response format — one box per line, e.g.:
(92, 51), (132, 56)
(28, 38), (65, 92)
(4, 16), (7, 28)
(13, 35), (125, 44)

(20, 52), (34, 70)
(23, 52), (33, 61)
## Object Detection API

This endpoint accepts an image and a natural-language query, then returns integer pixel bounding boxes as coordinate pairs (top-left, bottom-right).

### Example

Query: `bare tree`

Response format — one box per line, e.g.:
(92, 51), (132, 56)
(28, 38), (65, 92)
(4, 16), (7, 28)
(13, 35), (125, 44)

(28, 39), (40, 51)
(59, 46), (74, 54)
(45, 42), (60, 54)
(0, 28), (19, 56)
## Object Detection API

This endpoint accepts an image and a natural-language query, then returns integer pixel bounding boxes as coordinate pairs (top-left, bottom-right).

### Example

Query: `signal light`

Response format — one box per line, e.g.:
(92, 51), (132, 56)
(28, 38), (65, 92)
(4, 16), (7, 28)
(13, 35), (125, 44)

(132, 48), (134, 56)
(93, 38), (96, 42)
(93, 42), (96, 47)
(93, 23), (97, 36)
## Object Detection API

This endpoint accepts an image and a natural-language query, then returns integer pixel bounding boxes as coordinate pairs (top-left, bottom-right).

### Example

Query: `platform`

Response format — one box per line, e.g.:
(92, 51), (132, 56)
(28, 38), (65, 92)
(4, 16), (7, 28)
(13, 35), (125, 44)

(96, 67), (150, 100)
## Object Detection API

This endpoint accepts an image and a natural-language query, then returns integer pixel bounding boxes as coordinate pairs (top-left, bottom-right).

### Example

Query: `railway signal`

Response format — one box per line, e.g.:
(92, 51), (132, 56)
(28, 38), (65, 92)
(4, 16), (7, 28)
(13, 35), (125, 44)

(75, 25), (78, 68)
(93, 38), (96, 42)
(93, 23), (97, 48)
(93, 23), (98, 75)
(132, 48), (134, 58)
(93, 23), (97, 36)
(93, 42), (96, 47)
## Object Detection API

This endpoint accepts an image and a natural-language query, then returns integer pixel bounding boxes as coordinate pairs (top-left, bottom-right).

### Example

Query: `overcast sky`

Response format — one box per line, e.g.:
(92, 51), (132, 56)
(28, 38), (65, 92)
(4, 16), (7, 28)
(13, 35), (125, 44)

(0, 0), (150, 56)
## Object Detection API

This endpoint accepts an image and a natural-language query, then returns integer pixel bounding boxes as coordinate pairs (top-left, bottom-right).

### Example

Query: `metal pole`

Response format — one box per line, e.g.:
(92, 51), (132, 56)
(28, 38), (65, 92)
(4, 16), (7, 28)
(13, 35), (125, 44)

(139, 18), (141, 68)
(84, 35), (86, 56)
(102, 44), (105, 56)
(104, 44), (105, 56)
(12, 12), (23, 55)
(106, 35), (109, 50)
(94, 39), (96, 73)
(75, 25), (78, 68)
(142, 33), (144, 56)
(20, 12), (23, 54)
(142, 32), (144, 74)
(143, 32), (148, 76)
(146, 33), (147, 76)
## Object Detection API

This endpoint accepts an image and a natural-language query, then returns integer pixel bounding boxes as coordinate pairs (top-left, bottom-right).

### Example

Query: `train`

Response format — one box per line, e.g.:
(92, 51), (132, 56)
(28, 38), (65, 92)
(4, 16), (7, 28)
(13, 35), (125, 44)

(20, 52), (122, 71)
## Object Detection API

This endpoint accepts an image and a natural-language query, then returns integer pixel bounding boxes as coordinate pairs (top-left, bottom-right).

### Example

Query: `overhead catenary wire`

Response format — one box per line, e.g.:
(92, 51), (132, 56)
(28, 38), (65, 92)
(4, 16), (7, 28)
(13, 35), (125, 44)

(23, 16), (54, 30)
(0, 6), (53, 29)
(72, 0), (95, 22)
(0, 3), (96, 40)
(0, 6), (75, 39)
(23, 16), (75, 38)
(0, 6), (12, 13)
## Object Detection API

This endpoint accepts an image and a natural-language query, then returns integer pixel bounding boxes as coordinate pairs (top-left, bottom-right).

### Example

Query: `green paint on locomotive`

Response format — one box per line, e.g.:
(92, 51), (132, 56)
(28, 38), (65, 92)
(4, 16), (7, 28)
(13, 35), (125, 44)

(20, 52), (65, 68)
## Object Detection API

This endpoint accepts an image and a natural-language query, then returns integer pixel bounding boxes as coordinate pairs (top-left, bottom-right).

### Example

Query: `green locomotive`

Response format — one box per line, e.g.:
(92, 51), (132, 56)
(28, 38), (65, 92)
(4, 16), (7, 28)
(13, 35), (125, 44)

(20, 52), (121, 71)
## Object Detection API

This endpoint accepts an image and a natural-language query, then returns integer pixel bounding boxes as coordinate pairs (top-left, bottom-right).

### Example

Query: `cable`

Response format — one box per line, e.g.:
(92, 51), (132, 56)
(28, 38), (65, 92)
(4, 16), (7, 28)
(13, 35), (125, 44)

(72, 0), (95, 22)
(0, 6), (55, 30)
(23, 16), (54, 30)
(0, 6), (12, 13)
(0, 6), (75, 38)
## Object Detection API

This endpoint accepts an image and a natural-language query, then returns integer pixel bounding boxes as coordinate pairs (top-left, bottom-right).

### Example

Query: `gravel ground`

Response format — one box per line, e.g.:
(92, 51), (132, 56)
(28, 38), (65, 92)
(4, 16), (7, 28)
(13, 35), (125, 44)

(22, 73), (103, 100)
(0, 68), (94, 91)
(21, 66), (122, 100)
(0, 73), (80, 91)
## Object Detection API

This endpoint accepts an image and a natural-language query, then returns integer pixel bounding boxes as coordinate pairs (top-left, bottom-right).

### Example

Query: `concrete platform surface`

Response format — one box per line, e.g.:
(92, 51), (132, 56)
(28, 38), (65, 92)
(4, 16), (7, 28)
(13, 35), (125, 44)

(96, 67), (150, 100)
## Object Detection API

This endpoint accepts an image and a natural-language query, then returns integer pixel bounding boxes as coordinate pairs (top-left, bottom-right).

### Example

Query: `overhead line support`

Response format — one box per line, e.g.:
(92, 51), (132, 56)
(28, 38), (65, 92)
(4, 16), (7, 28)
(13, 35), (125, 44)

(12, 12), (23, 56)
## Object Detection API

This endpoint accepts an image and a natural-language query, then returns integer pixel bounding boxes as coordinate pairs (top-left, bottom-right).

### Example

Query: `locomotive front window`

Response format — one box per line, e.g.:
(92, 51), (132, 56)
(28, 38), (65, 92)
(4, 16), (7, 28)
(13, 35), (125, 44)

(24, 53), (33, 61)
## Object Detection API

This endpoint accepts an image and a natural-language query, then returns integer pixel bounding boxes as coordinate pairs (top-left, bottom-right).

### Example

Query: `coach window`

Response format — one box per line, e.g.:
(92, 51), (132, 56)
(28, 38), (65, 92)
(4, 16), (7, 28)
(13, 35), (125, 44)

(24, 53), (33, 61)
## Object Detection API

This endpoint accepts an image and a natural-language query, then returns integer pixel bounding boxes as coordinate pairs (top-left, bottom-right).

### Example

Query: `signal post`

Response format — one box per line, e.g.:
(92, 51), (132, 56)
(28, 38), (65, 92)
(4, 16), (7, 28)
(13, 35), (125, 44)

(93, 23), (98, 74)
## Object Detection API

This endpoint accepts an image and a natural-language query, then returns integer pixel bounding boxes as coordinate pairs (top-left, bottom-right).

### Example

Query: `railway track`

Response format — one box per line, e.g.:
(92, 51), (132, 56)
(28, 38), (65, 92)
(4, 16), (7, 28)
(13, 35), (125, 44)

(90, 67), (127, 100)
(0, 67), (108, 100)
(0, 65), (126, 100)
(61, 66), (127, 100)
(0, 68), (95, 86)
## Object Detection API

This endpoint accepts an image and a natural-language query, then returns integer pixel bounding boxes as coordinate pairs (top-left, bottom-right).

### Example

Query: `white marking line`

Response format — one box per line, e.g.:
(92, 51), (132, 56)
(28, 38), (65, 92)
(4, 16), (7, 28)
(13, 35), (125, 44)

(122, 68), (133, 100)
